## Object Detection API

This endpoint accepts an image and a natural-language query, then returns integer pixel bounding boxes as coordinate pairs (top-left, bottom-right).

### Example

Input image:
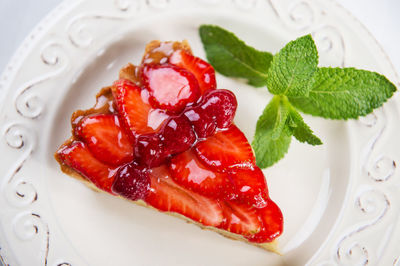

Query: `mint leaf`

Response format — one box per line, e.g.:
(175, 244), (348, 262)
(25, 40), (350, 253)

(289, 67), (397, 119)
(199, 25), (273, 87)
(287, 106), (322, 145)
(267, 35), (318, 97)
(253, 96), (292, 168)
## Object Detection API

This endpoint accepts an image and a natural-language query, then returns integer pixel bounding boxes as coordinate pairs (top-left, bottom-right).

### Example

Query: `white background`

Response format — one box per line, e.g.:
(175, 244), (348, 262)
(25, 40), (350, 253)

(1, 0), (400, 77)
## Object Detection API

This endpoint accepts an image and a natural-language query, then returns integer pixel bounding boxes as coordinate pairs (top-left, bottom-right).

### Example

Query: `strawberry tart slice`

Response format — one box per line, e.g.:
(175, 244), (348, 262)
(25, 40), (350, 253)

(55, 40), (283, 252)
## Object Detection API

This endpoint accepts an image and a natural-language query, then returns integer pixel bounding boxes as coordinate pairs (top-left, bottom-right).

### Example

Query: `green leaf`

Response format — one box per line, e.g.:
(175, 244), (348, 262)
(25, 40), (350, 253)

(267, 35), (318, 97)
(271, 97), (290, 140)
(287, 106), (322, 145)
(252, 96), (292, 168)
(199, 25), (273, 87)
(289, 67), (397, 119)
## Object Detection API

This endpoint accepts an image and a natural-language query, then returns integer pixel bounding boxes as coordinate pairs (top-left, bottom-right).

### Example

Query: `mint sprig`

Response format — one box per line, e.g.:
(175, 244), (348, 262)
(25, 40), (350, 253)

(200, 25), (397, 168)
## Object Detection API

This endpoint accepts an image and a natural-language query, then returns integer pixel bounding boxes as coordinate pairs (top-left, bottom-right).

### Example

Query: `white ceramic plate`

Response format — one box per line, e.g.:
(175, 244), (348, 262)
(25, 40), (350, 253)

(1, 0), (399, 265)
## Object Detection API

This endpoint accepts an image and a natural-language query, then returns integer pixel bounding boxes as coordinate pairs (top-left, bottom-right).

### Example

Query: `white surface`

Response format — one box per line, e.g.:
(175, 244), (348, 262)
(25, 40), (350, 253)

(1, 0), (400, 79)
(0, 0), (399, 266)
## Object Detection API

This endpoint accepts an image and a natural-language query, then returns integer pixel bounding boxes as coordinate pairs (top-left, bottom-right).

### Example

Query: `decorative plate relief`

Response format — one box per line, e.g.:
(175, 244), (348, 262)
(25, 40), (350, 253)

(0, 0), (399, 265)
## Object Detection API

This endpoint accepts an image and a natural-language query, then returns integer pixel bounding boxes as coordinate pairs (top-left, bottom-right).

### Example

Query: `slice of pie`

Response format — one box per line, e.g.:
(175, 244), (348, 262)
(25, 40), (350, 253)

(55, 40), (283, 252)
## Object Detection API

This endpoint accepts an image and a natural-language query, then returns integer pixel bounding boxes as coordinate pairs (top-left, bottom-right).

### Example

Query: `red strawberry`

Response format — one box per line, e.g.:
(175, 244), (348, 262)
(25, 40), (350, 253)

(169, 149), (230, 197)
(227, 167), (269, 208)
(245, 200), (283, 243)
(169, 50), (216, 94)
(146, 166), (224, 227)
(74, 114), (134, 166)
(194, 124), (255, 171)
(112, 79), (168, 136)
(141, 64), (201, 113)
(57, 141), (116, 193)
(219, 201), (262, 236)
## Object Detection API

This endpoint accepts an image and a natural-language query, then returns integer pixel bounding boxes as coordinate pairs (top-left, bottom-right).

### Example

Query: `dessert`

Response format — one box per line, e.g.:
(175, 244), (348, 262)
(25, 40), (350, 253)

(55, 40), (283, 252)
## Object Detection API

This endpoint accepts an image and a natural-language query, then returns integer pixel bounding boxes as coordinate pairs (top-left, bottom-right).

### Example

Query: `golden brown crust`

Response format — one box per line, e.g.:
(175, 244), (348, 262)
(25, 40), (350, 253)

(54, 40), (280, 254)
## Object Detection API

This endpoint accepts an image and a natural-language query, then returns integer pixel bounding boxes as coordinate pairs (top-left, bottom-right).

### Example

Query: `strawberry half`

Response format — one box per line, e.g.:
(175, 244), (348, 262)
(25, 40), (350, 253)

(245, 200), (283, 243)
(112, 79), (168, 136)
(194, 124), (255, 171)
(169, 50), (216, 94)
(169, 149), (231, 197)
(219, 201), (262, 236)
(146, 166), (224, 227)
(75, 114), (134, 166)
(227, 167), (269, 208)
(141, 64), (201, 113)
(57, 141), (116, 193)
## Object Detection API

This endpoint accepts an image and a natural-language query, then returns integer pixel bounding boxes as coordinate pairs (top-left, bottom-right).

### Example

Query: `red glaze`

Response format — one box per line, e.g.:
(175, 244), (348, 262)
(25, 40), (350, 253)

(112, 162), (150, 201)
(57, 44), (283, 244)
(135, 133), (166, 168)
(245, 200), (284, 243)
(219, 201), (261, 236)
(184, 106), (217, 139)
(194, 124), (256, 171)
(169, 149), (231, 197)
(169, 50), (217, 94)
(145, 166), (224, 227)
(227, 167), (269, 208)
(200, 89), (237, 129)
(141, 64), (201, 113)
(57, 141), (116, 193)
(112, 79), (168, 136)
(161, 115), (196, 155)
(74, 114), (134, 166)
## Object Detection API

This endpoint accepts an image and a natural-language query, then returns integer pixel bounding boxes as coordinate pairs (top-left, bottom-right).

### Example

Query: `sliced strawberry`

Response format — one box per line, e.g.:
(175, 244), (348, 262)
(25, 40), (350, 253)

(141, 64), (201, 113)
(112, 79), (168, 136)
(169, 50), (216, 94)
(57, 141), (116, 193)
(227, 167), (269, 208)
(194, 124), (255, 171)
(245, 200), (283, 243)
(169, 149), (231, 197)
(146, 166), (223, 227)
(219, 201), (262, 236)
(74, 114), (134, 166)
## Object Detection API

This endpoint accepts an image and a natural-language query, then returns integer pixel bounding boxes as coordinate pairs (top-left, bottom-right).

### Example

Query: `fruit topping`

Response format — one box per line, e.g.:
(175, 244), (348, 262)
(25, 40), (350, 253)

(169, 50), (216, 94)
(113, 79), (165, 136)
(112, 162), (150, 201)
(135, 133), (166, 168)
(200, 89), (237, 129)
(161, 116), (196, 155)
(227, 167), (269, 208)
(56, 41), (283, 245)
(74, 114), (134, 166)
(245, 200), (283, 243)
(57, 141), (116, 193)
(141, 64), (201, 113)
(219, 201), (261, 236)
(146, 166), (224, 226)
(194, 124), (255, 171)
(184, 107), (217, 139)
(169, 149), (230, 197)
